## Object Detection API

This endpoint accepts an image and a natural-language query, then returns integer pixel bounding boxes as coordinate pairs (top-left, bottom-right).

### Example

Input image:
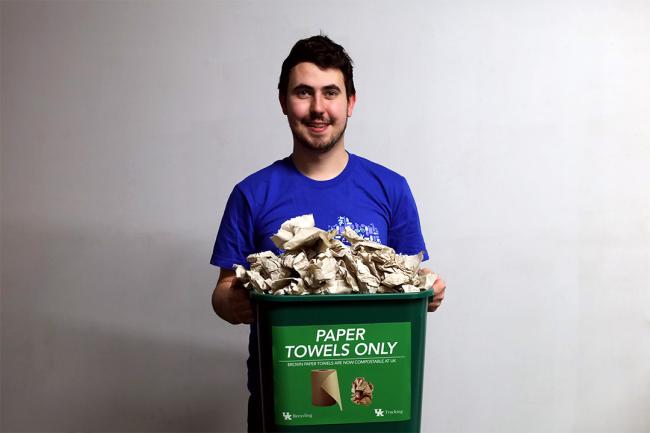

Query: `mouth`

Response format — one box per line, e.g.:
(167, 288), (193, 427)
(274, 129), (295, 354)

(305, 121), (330, 133)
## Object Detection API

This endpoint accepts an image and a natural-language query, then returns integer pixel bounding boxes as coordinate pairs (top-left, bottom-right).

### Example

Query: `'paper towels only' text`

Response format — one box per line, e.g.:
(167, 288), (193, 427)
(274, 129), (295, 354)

(283, 327), (399, 359)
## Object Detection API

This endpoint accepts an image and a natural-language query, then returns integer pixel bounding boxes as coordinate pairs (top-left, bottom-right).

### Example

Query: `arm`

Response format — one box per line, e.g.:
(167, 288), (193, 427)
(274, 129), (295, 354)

(420, 267), (446, 312)
(212, 268), (254, 324)
(386, 178), (443, 310)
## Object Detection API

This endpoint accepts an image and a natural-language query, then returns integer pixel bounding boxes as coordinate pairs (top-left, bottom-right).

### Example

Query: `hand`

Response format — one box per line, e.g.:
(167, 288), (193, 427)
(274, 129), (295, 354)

(419, 267), (446, 312)
(223, 284), (254, 324)
(212, 270), (254, 325)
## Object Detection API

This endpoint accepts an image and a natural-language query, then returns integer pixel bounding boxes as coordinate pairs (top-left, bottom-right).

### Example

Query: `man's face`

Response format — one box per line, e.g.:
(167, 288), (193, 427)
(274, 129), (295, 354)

(280, 62), (356, 154)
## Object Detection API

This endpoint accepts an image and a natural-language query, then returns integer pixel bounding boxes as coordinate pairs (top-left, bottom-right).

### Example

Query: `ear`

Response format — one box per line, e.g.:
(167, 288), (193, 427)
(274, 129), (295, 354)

(347, 93), (357, 117)
(279, 92), (288, 115)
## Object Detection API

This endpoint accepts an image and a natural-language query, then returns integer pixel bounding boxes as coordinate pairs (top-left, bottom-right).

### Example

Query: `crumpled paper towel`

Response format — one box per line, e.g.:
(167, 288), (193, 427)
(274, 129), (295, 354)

(234, 214), (436, 295)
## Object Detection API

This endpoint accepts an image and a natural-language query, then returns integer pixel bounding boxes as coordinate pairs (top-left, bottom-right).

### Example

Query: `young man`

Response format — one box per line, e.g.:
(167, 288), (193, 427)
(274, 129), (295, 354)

(210, 35), (446, 431)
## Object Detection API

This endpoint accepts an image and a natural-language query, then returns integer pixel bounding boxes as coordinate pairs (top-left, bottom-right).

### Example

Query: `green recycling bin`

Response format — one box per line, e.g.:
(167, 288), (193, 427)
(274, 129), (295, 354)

(252, 290), (433, 432)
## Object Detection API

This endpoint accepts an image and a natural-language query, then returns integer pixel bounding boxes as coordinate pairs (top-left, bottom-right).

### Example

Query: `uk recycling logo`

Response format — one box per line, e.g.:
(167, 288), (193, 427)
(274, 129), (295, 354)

(374, 408), (385, 417)
(282, 412), (292, 421)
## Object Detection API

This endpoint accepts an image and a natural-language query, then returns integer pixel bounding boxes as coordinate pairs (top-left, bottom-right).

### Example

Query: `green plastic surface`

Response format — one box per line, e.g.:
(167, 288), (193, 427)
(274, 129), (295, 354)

(252, 290), (433, 432)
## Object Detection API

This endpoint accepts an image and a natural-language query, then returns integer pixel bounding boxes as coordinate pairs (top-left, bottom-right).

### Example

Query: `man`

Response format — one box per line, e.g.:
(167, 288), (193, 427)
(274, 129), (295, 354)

(210, 35), (446, 431)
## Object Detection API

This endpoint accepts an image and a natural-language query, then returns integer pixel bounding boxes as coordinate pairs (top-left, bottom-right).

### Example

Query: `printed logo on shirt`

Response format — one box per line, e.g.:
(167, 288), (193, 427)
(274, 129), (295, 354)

(328, 216), (382, 244)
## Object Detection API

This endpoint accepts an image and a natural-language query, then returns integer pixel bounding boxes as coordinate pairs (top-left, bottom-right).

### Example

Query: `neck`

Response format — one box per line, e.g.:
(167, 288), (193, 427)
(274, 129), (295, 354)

(291, 142), (349, 181)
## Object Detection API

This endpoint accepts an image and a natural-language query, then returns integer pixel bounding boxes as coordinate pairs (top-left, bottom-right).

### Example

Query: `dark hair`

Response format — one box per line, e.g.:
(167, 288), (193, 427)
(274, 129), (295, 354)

(278, 35), (356, 98)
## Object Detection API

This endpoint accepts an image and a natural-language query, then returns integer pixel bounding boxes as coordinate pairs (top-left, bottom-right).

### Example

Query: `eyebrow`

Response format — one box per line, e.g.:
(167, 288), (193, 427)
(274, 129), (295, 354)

(323, 84), (342, 92)
(292, 84), (342, 92)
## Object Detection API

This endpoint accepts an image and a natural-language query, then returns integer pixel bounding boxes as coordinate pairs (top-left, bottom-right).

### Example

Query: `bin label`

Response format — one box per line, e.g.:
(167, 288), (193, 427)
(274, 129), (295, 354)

(271, 322), (411, 426)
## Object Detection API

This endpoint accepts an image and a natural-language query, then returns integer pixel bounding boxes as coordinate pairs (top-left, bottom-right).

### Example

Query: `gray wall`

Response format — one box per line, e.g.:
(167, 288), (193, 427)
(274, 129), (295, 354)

(2, 1), (649, 432)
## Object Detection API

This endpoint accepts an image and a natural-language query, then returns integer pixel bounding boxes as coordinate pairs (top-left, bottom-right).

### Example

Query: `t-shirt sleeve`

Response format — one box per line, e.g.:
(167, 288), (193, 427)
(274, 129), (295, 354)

(210, 185), (256, 269)
(387, 177), (429, 261)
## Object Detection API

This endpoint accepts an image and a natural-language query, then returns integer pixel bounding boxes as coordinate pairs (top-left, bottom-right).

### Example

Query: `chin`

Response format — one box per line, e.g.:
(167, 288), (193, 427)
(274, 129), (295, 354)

(293, 135), (334, 154)
(302, 144), (335, 154)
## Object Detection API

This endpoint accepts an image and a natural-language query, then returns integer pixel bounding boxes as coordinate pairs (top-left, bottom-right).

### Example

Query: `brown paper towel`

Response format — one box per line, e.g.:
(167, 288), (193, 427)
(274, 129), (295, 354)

(311, 369), (343, 410)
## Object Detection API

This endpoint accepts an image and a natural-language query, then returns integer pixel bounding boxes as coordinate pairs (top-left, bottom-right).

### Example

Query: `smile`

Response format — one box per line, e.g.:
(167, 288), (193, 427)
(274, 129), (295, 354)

(306, 122), (330, 132)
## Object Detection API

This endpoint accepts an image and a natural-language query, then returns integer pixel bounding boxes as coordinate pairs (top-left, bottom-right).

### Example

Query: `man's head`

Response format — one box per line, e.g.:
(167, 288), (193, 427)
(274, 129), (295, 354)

(279, 35), (357, 154)
(278, 35), (356, 99)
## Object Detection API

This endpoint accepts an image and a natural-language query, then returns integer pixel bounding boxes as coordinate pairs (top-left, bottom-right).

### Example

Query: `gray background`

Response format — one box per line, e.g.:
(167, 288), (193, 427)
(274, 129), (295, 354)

(2, 1), (649, 432)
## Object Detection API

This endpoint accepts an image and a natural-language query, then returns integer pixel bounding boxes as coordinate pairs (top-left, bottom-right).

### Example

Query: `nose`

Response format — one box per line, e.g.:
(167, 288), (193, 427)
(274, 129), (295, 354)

(310, 93), (325, 115)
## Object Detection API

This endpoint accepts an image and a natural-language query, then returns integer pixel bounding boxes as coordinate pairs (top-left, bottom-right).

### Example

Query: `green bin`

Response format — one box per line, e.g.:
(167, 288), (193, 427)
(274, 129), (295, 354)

(252, 290), (433, 432)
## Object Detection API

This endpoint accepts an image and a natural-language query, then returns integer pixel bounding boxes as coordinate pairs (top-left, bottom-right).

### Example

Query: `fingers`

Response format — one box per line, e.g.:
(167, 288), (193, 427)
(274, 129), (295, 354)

(230, 296), (253, 324)
(228, 287), (254, 325)
(428, 276), (446, 312)
(234, 305), (254, 324)
(419, 267), (434, 275)
(428, 295), (443, 312)
(432, 277), (446, 297)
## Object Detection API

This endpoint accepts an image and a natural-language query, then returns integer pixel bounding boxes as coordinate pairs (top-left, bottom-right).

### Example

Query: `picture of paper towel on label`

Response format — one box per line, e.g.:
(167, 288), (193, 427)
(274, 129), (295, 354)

(311, 369), (343, 410)
(351, 377), (374, 405)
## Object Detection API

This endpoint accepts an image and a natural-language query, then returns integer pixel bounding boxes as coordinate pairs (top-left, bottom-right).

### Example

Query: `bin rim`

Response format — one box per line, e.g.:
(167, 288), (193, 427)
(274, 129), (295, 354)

(251, 289), (433, 303)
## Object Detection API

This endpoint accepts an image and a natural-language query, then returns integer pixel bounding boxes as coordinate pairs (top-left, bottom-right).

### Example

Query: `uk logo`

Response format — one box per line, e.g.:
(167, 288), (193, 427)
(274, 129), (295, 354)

(282, 412), (292, 421)
(374, 409), (385, 417)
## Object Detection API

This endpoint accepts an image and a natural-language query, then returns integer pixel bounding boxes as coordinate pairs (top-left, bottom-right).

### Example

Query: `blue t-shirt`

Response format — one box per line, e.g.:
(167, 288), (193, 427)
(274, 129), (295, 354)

(211, 152), (428, 269)
(209, 151), (428, 422)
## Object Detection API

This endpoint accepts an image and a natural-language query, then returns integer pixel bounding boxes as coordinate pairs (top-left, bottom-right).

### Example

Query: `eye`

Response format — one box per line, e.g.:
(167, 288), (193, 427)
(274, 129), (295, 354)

(325, 89), (340, 98)
(295, 87), (312, 98)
